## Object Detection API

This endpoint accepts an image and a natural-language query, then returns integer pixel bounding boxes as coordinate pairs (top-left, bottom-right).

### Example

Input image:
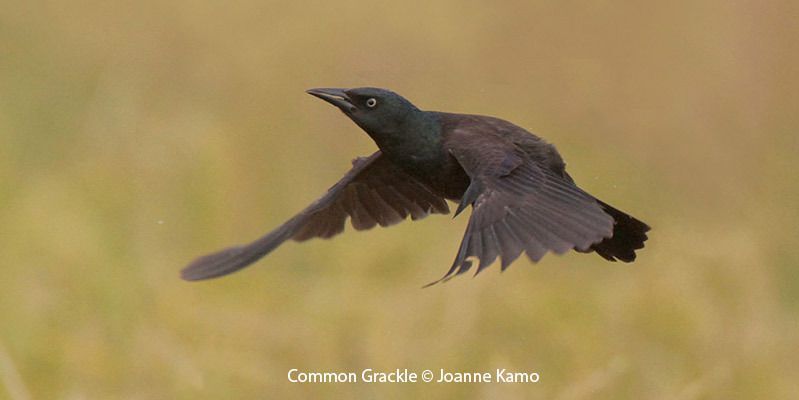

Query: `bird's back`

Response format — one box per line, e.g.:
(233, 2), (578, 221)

(432, 111), (569, 178)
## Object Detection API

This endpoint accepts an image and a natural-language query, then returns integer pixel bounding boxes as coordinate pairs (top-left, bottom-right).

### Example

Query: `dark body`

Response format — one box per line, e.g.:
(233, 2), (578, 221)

(392, 112), (563, 200)
(182, 88), (649, 284)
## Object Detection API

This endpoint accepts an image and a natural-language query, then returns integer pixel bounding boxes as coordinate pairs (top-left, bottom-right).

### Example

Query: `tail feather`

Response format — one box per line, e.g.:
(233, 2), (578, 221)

(587, 200), (650, 262)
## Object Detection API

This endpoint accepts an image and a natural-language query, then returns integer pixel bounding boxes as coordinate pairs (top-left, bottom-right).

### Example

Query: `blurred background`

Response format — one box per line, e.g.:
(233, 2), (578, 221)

(1, 1), (797, 398)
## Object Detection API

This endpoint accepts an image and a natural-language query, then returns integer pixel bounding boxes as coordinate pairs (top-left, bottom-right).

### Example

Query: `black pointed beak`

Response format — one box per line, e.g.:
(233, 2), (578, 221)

(306, 88), (356, 112)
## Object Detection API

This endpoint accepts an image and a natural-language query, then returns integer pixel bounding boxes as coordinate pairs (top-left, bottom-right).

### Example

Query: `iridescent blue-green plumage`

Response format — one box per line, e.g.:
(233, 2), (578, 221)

(182, 87), (650, 284)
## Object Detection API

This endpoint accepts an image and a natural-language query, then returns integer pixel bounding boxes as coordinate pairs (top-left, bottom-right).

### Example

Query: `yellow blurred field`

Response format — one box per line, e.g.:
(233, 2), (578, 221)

(1, 1), (797, 398)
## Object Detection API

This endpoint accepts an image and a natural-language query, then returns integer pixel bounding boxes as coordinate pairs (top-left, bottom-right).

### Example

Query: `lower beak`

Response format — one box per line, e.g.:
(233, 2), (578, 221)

(306, 88), (355, 112)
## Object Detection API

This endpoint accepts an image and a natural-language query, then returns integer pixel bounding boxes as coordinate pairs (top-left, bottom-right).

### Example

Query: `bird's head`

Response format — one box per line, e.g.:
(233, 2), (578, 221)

(306, 87), (420, 138)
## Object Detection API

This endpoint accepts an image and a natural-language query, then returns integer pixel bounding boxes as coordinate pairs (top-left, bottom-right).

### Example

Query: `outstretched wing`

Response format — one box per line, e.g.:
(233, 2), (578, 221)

(431, 131), (614, 284)
(182, 151), (449, 281)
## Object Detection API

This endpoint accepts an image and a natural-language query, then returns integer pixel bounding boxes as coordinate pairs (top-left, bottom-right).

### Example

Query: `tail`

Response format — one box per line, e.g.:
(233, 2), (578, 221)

(586, 200), (650, 262)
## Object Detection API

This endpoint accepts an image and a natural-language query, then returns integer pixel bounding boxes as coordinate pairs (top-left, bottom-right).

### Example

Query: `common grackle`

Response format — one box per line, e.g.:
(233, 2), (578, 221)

(182, 87), (650, 285)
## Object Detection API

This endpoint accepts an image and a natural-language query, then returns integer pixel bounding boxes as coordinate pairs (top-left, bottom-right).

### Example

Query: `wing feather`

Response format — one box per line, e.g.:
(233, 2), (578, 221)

(429, 129), (615, 284)
(182, 151), (449, 281)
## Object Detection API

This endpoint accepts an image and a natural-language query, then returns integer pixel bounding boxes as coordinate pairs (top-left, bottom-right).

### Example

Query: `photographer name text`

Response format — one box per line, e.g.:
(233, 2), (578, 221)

(287, 368), (540, 384)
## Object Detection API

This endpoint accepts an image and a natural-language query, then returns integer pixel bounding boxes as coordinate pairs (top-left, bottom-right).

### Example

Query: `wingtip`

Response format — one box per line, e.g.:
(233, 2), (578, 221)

(422, 273), (455, 288)
(423, 259), (473, 288)
(421, 279), (440, 289)
(179, 269), (193, 281)
(180, 267), (208, 282)
(453, 201), (469, 218)
(180, 263), (221, 282)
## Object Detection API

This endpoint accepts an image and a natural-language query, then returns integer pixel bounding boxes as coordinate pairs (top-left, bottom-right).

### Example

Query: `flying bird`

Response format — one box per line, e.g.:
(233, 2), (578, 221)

(182, 87), (650, 285)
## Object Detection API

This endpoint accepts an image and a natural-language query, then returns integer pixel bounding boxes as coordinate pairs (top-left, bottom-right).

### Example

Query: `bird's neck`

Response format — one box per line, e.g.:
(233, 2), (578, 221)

(370, 110), (445, 174)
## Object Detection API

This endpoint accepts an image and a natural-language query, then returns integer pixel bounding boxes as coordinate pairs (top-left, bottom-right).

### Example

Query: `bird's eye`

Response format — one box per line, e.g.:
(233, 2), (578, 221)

(365, 98), (377, 108)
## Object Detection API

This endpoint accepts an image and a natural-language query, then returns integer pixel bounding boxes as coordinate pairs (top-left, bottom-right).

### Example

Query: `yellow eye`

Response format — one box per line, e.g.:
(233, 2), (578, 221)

(366, 98), (377, 108)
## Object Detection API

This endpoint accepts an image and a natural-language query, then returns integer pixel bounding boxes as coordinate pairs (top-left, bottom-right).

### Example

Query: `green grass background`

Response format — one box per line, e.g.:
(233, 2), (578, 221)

(1, 1), (797, 398)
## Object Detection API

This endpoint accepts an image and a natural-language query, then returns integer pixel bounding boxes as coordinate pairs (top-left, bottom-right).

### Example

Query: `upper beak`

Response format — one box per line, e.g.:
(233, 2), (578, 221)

(306, 88), (355, 112)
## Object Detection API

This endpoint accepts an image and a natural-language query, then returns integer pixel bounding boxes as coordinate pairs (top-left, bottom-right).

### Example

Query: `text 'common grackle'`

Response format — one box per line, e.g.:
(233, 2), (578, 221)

(181, 87), (650, 285)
